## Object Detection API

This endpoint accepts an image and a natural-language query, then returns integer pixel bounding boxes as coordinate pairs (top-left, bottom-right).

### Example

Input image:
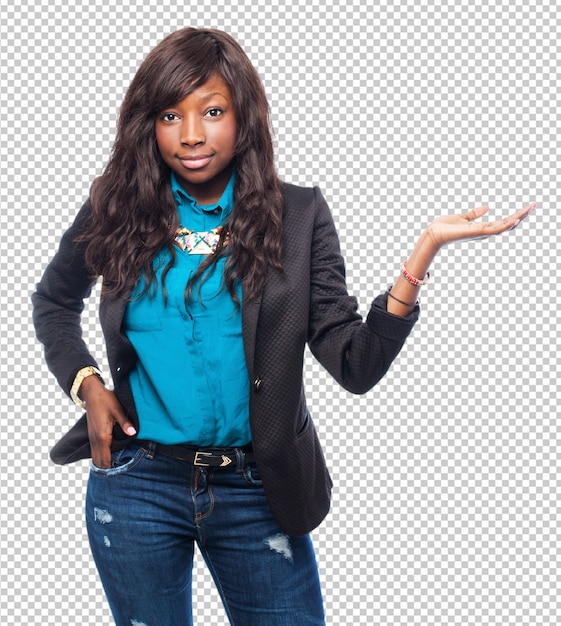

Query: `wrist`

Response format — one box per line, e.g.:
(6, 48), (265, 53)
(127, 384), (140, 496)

(405, 230), (439, 278)
(417, 225), (442, 258)
(70, 366), (103, 408)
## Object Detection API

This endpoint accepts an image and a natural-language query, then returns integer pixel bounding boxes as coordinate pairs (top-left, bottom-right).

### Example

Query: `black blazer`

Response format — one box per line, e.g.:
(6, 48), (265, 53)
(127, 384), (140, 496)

(32, 183), (418, 536)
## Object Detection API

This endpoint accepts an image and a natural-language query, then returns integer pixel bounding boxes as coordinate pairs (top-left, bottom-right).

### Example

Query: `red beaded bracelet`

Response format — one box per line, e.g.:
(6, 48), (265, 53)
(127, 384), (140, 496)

(400, 262), (431, 286)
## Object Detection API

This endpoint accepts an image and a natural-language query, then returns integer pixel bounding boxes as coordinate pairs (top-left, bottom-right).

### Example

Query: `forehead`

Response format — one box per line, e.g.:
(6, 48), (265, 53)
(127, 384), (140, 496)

(183, 74), (233, 103)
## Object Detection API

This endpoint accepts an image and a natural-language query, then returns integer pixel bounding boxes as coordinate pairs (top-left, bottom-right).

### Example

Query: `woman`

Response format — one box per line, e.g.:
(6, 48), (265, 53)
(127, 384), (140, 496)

(32, 27), (535, 625)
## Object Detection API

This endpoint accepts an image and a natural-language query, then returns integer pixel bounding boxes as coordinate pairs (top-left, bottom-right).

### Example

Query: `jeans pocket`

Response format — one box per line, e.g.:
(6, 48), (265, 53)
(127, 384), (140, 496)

(243, 463), (263, 487)
(90, 443), (147, 476)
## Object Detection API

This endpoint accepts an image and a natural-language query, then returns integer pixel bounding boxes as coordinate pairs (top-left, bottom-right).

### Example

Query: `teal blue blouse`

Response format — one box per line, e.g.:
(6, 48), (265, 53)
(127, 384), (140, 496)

(123, 171), (251, 447)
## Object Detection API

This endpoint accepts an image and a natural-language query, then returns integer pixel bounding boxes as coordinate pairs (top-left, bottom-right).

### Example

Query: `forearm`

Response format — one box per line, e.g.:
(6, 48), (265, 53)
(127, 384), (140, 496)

(387, 230), (439, 317)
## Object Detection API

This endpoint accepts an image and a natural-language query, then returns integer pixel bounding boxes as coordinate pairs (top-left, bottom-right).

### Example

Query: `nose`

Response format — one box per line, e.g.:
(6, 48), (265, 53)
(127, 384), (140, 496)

(180, 115), (205, 147)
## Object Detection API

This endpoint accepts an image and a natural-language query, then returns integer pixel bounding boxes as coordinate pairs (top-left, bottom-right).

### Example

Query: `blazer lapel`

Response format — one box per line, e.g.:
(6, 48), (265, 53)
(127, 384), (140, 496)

(99, 287), (130, 335)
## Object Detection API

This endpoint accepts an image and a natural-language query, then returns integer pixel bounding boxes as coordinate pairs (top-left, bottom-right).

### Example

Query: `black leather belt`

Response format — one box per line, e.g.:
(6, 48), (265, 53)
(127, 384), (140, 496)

(151, 442), (255, 468)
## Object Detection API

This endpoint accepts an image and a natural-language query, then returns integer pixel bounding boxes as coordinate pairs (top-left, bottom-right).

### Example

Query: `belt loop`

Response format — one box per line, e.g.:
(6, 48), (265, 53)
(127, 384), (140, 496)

(145, 440), (157, 460)
(235, 448), (245, 473)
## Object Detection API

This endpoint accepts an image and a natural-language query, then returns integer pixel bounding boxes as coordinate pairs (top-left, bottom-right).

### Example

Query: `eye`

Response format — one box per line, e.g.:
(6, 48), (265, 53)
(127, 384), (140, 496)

(160, 112), (179, 122)
(205, 108), (224, 118)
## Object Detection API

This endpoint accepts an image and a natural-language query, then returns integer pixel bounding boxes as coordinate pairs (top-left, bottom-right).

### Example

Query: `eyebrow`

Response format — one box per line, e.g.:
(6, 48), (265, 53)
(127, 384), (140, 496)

(199, 91), (230, 103)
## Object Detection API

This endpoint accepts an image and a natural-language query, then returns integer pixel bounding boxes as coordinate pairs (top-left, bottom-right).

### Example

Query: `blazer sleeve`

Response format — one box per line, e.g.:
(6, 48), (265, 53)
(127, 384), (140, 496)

(31, 200), (101, 397)
(307, 187), (419, 394)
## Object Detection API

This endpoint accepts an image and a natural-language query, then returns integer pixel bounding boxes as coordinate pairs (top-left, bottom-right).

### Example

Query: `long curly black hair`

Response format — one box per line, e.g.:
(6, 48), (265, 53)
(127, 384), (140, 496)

(80, 28), (284, 303)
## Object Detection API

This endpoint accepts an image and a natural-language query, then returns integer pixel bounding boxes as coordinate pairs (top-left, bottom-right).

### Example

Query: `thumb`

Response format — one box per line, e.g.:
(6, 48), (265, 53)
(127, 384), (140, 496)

(113, 412), (137, 437)
(465, 205), (489, 222)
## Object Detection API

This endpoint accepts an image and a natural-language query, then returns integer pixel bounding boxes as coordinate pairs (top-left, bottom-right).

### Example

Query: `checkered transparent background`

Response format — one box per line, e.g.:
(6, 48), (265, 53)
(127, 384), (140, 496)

(1, 0), (559, 624)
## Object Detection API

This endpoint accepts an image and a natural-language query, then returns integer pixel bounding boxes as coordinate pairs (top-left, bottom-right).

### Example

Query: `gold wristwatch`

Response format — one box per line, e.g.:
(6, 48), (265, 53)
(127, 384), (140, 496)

(70, 366), (102, 409)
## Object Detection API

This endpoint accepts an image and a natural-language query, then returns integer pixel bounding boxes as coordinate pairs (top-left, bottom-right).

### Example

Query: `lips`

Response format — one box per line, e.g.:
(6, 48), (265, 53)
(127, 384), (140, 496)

(178, 154), (213, 170)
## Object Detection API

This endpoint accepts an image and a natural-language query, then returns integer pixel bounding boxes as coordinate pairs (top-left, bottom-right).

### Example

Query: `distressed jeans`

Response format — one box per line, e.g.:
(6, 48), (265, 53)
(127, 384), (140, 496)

(85, 441), (325, 626)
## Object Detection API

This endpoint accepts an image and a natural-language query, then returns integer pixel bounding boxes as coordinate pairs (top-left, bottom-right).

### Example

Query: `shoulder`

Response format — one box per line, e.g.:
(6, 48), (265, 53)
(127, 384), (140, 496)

(281, 182), (331, 220)
(282, 181), (321, 203)
(279, 183), (340, 250)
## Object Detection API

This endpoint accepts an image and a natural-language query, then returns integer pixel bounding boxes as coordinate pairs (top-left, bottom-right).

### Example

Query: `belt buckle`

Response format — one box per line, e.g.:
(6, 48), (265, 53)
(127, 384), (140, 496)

(193, 451), (212, 466)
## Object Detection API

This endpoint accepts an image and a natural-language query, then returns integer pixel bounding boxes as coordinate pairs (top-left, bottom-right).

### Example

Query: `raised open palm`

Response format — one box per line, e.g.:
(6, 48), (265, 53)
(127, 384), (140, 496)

(425, 202), (537, 249)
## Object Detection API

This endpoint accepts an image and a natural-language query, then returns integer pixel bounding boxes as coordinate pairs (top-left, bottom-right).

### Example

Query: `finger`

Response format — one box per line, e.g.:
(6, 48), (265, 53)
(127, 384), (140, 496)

(464, 216), (512, 238)
(91, 434), (113, 469)
(87, 410), (116, 469)
(515, 201), (538, 224)
(464, 205), (490, 222)
(487, 216), (519, 234)
(499, 202), (537, 232)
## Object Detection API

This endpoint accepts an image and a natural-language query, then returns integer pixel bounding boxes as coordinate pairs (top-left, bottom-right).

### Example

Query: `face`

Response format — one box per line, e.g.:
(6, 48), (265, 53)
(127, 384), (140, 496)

(155, 74), (237, 205)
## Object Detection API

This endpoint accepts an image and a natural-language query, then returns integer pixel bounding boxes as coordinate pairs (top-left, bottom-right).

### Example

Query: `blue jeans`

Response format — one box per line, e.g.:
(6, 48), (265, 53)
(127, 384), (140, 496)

(85, 441), (325, 626)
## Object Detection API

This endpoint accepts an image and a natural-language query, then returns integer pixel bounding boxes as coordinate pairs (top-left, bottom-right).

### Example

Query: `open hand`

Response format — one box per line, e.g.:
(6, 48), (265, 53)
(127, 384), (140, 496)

(388, 201), (537, 318)
(424, 202), (537, 250)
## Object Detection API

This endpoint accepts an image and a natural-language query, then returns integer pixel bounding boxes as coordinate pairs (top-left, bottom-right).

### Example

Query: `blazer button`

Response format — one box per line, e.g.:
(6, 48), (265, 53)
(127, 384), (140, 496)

(253, 378), (263, 392)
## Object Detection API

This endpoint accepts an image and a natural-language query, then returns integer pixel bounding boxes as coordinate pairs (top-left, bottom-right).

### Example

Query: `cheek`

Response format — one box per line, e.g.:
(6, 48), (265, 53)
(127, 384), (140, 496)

(154, 124), (172, 155)
(222, 122), (237, 154)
